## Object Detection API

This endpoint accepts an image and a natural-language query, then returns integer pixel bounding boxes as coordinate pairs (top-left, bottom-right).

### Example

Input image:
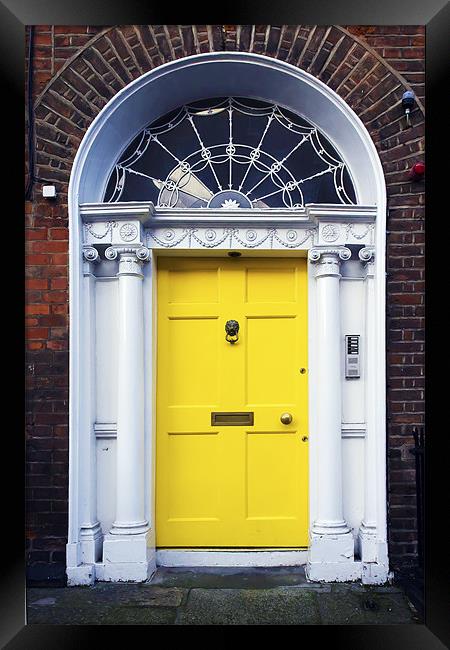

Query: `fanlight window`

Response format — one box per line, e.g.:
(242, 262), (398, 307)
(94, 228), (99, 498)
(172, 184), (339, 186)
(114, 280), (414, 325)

(104, 97), (356, 209)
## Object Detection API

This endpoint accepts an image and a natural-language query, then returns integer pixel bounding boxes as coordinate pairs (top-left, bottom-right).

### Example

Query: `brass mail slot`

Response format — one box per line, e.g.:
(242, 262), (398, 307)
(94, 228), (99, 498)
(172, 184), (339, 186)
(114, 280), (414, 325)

(211, 411), (254, 426)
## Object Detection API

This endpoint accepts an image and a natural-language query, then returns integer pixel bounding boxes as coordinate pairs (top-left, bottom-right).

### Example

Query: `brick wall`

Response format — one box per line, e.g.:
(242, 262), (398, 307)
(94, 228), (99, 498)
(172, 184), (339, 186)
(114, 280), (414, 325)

(25, 24), (425, 580)
(345, 26), (425, 105)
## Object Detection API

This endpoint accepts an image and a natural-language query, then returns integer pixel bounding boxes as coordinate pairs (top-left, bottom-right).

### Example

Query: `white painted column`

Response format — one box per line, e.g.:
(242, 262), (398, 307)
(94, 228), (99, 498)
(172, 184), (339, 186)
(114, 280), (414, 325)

(101, 245), (154, 582)
(111, 248), (149, 535)
(67, 246), (103, 586)
(307, 247), (359, 582)
(358, 247), (383, 581)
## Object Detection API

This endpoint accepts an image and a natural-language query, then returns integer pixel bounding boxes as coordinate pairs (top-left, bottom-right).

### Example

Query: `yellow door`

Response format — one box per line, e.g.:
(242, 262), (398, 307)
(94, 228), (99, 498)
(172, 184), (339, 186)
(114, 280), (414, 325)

(156, 256), (308, 547)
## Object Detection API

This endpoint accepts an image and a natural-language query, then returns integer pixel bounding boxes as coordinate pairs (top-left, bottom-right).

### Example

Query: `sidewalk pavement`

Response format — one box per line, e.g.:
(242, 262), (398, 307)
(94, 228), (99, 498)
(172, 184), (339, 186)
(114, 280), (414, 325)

(26, 566), (421, 626)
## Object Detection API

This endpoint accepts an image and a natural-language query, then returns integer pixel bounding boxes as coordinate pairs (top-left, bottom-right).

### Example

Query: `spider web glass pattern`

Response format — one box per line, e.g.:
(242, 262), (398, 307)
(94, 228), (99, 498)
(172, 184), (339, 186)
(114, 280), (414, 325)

(104, 97), (356, 209)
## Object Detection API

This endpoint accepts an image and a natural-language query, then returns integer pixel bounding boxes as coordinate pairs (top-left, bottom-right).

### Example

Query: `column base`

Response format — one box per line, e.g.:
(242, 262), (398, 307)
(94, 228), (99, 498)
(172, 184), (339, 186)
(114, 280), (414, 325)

(358, 523), (378, 563)
(101, 531), (156, 582)
(109, 520), (149, 536)
(66, 541), (97, 586)
(309, 530), (354, 563)
(67, 564), (96, 586)
(361, 561), (390, 585)
(311, 521), (351, 536)
(66, 531), (157, 585)
(96, 559), (155, 583)
(361, 538), (390, 585)
(306, 532), (390, 584)
(80, 522), (103, 563)
(307, 560), (362, 582)
(307, 530), (358, 582)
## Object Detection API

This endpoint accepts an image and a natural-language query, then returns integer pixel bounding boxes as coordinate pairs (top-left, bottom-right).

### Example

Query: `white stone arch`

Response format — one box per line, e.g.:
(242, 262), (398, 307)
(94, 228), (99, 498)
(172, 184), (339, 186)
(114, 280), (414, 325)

(67, 52), (388, 585)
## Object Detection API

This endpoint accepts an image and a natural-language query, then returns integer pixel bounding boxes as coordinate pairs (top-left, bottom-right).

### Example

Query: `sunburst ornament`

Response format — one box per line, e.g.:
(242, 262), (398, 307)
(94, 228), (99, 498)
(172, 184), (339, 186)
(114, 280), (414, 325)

(221, 199), (241, 209)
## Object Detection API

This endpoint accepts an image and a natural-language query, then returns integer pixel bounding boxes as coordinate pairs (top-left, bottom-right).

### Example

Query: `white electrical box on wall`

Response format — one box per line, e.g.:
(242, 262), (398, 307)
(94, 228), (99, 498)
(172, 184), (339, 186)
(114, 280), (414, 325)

(43, 185), (56, 198)
(345, 335), (361, 378)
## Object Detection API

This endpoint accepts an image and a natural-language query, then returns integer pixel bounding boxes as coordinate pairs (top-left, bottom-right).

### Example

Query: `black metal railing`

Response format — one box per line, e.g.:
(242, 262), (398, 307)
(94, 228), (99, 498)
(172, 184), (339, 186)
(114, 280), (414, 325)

(410, 426), (424, 563)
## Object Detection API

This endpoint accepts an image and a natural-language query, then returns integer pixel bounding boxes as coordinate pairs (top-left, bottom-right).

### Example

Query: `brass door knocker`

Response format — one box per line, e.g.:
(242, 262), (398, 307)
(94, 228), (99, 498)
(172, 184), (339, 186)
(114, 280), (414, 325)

(225, 320), (239, 344)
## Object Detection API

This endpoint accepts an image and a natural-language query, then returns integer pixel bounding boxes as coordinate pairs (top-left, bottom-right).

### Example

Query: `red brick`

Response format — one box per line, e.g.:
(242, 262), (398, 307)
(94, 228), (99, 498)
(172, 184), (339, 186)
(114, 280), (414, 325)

(27, 342), (46, 350)
(51, 304), (68, 315)
(27, 229), (48, 240)
(26, 304), (50, 315)
(50, 278), (68, 290)
(49, 228), (68, 240)
(42, 291), (67, 303)
(39, 315), (67, 327)
(27, 254), (50, 265)
(26, 328), (49, 340)
(48, 251), (68, 264)
(34, 33), (52, 46)
(26, 279), (48, 290)
(31, 241), (68, 254)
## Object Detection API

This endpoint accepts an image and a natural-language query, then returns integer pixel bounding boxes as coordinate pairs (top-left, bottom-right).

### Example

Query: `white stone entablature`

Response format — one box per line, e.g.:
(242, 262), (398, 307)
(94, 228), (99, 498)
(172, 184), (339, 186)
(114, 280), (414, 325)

(81, 202), (376, 252)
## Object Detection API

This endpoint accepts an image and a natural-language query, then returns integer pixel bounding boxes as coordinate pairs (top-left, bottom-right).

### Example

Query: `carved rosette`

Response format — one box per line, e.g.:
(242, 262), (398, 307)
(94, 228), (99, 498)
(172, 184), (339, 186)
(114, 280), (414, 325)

(119, 223), (138, 242)
(321, 224), (341, 243)
(308, 247), (351, 278)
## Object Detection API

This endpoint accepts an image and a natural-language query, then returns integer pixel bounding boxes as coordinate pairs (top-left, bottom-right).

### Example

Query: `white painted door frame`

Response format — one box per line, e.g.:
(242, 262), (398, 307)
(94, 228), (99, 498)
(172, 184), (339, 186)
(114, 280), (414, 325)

(66, 53), (388, 585)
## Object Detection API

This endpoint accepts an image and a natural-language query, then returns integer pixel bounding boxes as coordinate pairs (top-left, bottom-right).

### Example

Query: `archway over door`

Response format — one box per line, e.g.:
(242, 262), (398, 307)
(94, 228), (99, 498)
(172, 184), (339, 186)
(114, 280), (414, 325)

(66, 52), (388, 584)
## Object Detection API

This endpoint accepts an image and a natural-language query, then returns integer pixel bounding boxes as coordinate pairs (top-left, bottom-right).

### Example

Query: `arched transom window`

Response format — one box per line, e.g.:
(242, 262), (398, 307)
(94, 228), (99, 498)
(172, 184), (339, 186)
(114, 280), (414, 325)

(105, 97), (356, 209)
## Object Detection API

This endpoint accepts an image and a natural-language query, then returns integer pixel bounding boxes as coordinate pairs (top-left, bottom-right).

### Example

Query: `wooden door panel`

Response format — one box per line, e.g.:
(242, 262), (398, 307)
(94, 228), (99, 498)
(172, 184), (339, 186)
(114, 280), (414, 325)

(156, 256), (308, 547)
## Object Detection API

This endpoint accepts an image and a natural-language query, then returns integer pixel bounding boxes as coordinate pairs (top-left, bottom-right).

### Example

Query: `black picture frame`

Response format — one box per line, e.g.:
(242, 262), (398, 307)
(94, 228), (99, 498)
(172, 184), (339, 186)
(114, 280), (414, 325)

(5, 0), (449, 646)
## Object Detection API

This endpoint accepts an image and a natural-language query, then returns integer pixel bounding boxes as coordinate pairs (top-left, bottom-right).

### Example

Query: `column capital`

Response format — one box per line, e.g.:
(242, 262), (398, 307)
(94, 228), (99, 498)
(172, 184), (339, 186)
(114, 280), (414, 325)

(82, 246), (100, 276)
(82, 245), (100, 263)
(359, 247), (375, 278)
(105, 246), (151, 277)
(105, 245), (151, 262)
(308, 247), (351, 263)
(308, 247), (351, 278)
(358, 246), (375, 264)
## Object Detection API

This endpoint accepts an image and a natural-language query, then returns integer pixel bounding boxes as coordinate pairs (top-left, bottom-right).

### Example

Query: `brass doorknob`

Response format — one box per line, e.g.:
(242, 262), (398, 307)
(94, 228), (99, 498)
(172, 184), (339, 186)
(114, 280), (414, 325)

(280, 413), (293, 425)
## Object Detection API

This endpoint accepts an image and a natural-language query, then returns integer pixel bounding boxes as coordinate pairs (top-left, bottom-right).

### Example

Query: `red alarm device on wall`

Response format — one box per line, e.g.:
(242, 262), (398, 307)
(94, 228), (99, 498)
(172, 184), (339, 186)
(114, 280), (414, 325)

(409, 161), (425, 181)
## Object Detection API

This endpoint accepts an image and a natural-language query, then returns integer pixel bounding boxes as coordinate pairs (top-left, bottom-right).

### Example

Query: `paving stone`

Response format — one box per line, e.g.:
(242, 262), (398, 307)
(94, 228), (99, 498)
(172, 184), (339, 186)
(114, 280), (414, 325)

(28, 605), (176, 625)
(177, 587), (321, 625)
(26, 570), (419, 626)
(93, 584), (186, 607)
(91, 605), (177, 625)
(27, 585), (186, 608)
(29, 596), (57, 606)
(317, 590), (417, 625)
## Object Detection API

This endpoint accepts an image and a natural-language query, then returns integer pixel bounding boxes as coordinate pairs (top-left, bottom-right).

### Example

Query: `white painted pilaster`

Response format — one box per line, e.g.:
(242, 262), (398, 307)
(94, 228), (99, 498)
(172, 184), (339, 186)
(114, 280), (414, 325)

(358, 247), (377, 563)
(358, 247), (388, 584)
(67, 247), (103, 586)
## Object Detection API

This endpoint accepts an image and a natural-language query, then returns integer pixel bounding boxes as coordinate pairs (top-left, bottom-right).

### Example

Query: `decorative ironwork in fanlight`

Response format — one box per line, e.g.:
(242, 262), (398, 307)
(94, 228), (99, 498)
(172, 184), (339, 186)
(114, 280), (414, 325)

(104, 97), (356, 209)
